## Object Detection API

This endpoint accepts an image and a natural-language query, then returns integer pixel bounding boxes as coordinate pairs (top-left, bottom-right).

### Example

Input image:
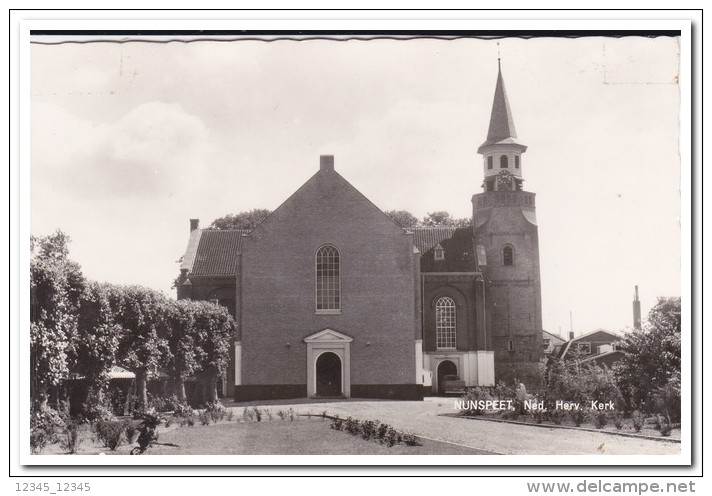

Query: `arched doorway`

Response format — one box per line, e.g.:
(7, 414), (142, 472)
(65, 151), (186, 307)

(437, 360), (458, 396)
(316, 352), (342, 397)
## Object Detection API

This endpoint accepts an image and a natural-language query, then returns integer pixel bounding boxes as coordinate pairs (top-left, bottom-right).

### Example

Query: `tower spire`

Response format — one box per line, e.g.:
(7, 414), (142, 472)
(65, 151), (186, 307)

(479, 60), (522, 151)
(477, 58), (527, 193)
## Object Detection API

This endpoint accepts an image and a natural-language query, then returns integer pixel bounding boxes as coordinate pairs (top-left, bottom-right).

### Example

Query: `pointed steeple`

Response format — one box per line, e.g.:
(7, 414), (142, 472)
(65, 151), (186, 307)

(477, 62), (526, 154)
(477, 59), (528, 193)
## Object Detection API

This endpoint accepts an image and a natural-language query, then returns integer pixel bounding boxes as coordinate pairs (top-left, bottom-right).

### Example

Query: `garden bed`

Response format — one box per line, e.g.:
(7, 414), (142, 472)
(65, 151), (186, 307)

(36, 413), (492, 456)
(442, 412), (680, 442)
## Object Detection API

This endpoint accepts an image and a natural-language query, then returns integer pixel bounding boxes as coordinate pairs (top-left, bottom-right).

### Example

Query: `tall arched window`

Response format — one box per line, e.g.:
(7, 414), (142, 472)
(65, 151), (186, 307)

(316, 245), (340, 312)
(503, 245), (514, 266)
(500, 155), (509, 168)
(435, 296), (456, 349)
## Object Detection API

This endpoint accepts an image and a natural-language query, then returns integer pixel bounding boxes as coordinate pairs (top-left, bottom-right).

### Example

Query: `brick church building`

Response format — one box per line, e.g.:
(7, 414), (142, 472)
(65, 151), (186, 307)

(176, 63), (543, 401)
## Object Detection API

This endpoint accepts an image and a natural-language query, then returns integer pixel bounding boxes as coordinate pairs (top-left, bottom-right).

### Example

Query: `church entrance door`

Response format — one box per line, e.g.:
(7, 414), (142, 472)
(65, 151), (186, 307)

(316, 352), (342, 397)
(437, 360), (458, 395)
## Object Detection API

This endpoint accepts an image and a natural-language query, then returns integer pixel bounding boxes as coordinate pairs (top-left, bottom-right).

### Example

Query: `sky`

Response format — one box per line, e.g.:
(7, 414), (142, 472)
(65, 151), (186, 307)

(29, 33), (682, 337)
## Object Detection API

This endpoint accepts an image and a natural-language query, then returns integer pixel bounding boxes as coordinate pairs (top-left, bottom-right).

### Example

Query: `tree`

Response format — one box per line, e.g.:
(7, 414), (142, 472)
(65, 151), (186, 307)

(30, 230), (85, 407)
(421, 211), (472, 228)
(614, 297), (681, 415)
(384, 210), (419, 229)
(111, 285), (171, 407)
(192, 301), (236, 404)
(209, 209), (271, 230)
(422, 211), (453, 226)
(165, 300), (201, 403)
(71, 282), (122, 401)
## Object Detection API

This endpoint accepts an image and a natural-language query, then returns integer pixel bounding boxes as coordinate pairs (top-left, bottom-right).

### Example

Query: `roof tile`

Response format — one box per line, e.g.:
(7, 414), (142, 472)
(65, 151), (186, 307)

(189, 229), (248, 276)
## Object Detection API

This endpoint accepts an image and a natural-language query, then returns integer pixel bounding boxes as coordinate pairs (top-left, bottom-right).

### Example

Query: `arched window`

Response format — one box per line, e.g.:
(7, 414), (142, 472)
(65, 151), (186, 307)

(503, 245), (514, 266)
(316, 245), (340, 312)
(435, 296), (456, 349)
(500, 155), (509, 168)
(514, 155), (520, 168)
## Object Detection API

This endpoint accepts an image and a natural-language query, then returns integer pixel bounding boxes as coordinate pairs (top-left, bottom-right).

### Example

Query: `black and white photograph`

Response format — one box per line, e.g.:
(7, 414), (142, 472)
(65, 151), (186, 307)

(18, 17), (693, 471)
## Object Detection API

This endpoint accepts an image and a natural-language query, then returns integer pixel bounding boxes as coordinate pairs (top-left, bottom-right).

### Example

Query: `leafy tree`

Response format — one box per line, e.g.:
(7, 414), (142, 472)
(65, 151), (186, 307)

(384, 210), (419, 229)
(111, 285), (171, 407)
(30, 231), (85, 407)
(422, 211), (453, 226)
(209, 209), (271, 230)
(422, 211), (472, 228)
(165, 300), (201, 403)
(71, 282), (122, 402)
(192, 301), (236, 404)
(614, 297), (681, 415)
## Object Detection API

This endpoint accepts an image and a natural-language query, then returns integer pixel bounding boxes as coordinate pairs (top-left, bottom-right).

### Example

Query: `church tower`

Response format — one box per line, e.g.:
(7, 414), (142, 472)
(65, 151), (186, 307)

(473, 60), (543, 384)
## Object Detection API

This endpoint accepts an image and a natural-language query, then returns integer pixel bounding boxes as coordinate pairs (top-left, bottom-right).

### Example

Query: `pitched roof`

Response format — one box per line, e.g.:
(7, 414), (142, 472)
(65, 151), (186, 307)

(180, 225), (478, 277)
(557, 329), (623, 360)
(542, 330), (566, 342)
(413, 226), (477, 272)
(478, 64), (527, 152)
(182, 229), (249, 277)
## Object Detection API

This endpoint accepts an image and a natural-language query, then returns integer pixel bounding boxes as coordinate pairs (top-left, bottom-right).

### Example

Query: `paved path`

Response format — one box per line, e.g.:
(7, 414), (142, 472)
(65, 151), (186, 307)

(225, 397), (681, 456)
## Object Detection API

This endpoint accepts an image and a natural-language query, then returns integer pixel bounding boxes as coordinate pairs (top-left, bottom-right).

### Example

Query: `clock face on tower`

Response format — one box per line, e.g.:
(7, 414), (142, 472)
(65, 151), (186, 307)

(497, 169), (513, 190)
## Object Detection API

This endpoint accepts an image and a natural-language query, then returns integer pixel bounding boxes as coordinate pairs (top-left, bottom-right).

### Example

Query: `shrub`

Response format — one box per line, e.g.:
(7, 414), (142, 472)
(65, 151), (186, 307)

(205, 401), (226, 422)
(288, 408), (295, 422)
(594, 411), (607, 429)
(330, 416), (344, 431)
(548, 409), (564, 425)
(344, 417), (360, 435)
(171, 402), (196, 427)
(493, 380), (516, 401)
(30, 406), (66, 453)
(147, 394), (178, 413)
(277, 409), (287, 421)
(614, 413), (624, 430)
(459, 387), (493, 416)
(532, 407), (546, 424)
(123, 420), (138, 444)
(570, 409), (587, 427)
(655, 414), (673, 437)
(242, 407), (254, 421)
(94, 419), (124, 450)
(199, 410), (211, 425)
(501, 409), (519, 421)
(402, 432), (421, 446)
(652, 371), (681, 423)
(360, 419), (378, 440)
(632, 410), (645, 432)
(81, 391), (115, 422)
(226, 409), (234, 422)
(385, 427), (399, 447)
(252, 407), (262, 422)
(377, 422), (390, 443)
(133, 408), (162, 453)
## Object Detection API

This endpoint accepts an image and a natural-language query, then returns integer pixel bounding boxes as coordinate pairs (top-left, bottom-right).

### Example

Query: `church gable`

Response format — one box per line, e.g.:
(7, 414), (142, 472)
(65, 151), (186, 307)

(248, 156), (406, 240)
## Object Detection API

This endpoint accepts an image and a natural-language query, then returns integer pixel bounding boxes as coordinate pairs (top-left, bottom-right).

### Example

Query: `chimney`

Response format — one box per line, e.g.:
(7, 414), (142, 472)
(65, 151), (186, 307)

(633, 285), (642, 330)
(320, 155), (334, 171)
(190, 219), (199, 232)
(569, 331), (574, 341)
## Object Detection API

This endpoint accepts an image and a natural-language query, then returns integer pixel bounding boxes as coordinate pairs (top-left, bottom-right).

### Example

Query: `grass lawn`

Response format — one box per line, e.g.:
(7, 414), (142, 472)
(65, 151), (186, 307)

(40, 417), (493, 456)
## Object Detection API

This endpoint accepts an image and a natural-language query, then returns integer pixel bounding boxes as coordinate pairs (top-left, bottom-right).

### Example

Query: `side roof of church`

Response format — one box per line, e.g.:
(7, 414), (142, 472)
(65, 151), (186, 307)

(180, 224), (476, 277)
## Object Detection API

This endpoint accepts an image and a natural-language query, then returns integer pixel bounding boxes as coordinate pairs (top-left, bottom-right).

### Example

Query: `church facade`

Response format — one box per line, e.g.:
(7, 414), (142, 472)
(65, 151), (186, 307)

(176, 65), (543, 401)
